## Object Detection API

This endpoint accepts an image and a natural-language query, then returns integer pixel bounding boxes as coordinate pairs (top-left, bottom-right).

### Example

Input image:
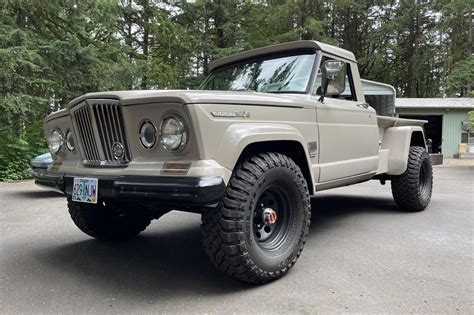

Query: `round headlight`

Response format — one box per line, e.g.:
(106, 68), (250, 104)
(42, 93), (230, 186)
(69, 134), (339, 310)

(160, 115), (187, 151)
(48, 129), (64, 154)
(139, 120), (157, 149)
(65, 130), (75, 151)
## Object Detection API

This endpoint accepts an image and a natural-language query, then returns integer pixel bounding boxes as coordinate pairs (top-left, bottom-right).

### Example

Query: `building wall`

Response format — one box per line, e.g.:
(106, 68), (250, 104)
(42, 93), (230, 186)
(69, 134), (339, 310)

(396, 108), (471, 157)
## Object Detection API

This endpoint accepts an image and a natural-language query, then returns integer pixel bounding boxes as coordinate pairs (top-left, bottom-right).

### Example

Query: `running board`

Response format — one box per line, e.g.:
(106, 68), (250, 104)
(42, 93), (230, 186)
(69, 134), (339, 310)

(315, 172), (376, 192)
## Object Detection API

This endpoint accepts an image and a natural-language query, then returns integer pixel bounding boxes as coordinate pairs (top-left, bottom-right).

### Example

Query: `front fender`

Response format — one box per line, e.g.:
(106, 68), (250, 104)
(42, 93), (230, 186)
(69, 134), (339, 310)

(215, 123), (310, 171)
(381, 126), (426, 175)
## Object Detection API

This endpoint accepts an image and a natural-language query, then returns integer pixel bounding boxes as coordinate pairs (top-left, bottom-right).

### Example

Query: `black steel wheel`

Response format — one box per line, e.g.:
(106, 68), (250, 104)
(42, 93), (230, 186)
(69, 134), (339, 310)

(253, 187), (291, 250)
(391, 146), (433, 211)
(201, 152), (311, 284)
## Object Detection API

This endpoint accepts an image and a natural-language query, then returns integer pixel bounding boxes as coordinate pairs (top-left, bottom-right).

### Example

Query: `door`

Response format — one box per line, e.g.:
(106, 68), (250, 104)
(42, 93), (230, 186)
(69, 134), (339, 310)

(314, 60), (380, 183)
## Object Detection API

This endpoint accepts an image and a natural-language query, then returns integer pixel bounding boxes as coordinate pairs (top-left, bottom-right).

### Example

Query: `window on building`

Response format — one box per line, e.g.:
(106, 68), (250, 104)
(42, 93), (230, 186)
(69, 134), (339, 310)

(461, 132), (474, 144)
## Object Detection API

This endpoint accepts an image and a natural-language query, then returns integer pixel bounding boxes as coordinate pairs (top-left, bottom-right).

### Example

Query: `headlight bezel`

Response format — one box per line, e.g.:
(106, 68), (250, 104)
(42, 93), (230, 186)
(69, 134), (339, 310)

(159, 114), (188, 152)
(65, 129), (76, 152)
(139, 119), (158, 150)
(48, 128), (64, 155)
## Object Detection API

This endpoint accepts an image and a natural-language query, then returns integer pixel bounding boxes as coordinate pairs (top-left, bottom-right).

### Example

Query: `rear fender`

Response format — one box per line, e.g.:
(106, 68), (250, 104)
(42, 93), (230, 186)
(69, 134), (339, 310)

(381, 126), (426, 175)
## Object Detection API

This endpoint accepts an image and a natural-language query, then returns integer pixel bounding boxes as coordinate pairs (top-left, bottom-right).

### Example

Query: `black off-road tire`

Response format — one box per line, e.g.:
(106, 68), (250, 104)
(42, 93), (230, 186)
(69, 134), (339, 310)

(391, 146), (433, 211)
(67, 199), (152, 240)
(201, 152), (311, 284)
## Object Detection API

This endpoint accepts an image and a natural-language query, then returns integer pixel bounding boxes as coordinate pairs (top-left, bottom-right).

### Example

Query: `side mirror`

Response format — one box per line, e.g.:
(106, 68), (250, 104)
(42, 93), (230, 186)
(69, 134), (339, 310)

(319, 60), (346, 102)
(324, 60), (344, 79)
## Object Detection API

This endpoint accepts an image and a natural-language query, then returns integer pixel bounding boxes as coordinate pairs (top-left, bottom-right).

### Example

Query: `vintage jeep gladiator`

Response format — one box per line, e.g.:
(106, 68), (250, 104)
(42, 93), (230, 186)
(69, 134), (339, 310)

(41, 40), (433, 283)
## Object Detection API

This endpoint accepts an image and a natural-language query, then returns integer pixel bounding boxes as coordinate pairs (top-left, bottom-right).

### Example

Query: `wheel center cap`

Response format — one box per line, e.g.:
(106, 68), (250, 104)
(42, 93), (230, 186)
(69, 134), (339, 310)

(262, 208), (277, 225)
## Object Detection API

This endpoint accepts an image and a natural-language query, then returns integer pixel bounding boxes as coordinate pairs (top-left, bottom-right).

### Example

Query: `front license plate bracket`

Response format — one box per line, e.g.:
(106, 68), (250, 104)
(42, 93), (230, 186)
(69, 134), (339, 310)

(72, 177), (98, 204)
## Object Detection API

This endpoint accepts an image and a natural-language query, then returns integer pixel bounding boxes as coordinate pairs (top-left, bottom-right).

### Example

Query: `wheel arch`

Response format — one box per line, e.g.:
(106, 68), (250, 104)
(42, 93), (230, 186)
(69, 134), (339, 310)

(410, 130), (426, 147)
(238, 140), (314, 195)
(214, 123), (315, 194)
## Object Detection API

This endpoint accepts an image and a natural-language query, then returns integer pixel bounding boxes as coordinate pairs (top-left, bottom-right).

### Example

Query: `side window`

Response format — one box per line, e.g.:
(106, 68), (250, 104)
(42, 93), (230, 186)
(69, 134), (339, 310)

(344, 64), (356, 101)
(313, 57), (356, 101)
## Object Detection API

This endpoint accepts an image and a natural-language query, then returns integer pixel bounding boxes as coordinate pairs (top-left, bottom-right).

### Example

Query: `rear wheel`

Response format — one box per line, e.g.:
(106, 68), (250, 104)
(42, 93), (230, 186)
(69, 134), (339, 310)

(67, 199), (153, 240)
(201, 152), (311, 284)
(391, 146), (433, 211)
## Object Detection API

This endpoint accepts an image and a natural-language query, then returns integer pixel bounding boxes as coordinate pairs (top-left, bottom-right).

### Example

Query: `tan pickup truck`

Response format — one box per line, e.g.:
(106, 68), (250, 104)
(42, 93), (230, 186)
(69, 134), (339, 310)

(42, 40), (433, 283)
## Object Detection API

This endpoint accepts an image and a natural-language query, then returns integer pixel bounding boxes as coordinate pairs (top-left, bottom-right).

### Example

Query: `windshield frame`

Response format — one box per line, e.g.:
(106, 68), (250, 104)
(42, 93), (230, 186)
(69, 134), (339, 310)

(199, 49), (320, 95)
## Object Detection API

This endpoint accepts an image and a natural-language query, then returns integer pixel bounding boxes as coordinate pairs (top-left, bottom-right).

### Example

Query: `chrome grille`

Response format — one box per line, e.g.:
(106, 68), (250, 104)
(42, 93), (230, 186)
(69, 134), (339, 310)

(74, 105), (100, 161)
(72, 99), (129, 166)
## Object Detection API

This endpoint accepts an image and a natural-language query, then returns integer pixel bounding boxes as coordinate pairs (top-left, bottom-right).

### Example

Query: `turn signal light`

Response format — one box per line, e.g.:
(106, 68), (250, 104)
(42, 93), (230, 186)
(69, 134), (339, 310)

(161, 162), (191, 175)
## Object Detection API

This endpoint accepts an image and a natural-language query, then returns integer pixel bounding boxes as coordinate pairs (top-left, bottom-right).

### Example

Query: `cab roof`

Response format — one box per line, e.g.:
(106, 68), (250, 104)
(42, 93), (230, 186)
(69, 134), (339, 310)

(208, 40), (356, 72)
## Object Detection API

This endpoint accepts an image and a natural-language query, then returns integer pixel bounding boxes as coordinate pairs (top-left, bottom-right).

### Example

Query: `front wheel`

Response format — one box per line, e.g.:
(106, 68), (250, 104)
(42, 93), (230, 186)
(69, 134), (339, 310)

(391, 146), (433, 211)
(201, 153), (311, 284)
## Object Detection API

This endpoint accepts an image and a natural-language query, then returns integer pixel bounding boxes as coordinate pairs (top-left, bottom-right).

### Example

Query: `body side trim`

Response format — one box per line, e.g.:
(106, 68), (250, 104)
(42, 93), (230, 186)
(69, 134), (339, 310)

(315, 172), (376, 191)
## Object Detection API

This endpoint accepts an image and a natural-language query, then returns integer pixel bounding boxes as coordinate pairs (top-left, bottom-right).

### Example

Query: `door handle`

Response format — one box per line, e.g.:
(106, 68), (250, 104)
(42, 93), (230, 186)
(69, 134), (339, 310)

(357, 103), (369, 109)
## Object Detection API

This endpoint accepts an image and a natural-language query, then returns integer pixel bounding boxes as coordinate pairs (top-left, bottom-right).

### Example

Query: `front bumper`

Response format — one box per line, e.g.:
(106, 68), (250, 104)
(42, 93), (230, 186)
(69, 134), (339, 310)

(31, 168), (64, 194)
(36, 173), (225, 206)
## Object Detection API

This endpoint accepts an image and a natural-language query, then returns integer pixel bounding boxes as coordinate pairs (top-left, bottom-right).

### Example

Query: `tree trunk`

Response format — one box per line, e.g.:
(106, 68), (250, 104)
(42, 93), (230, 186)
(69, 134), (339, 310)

(407, 5), (420, 98)
(140, 0), (150, 89)
(202, 3), (209, 76)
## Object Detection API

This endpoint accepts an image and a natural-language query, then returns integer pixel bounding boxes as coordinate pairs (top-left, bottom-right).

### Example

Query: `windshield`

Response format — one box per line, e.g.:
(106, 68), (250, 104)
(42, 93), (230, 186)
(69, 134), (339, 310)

(200, 52), (316, 93)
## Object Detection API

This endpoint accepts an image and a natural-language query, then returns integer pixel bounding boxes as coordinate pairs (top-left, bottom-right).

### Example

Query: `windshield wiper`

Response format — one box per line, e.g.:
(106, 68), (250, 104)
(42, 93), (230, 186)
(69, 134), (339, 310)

(277, 81), (290, 91)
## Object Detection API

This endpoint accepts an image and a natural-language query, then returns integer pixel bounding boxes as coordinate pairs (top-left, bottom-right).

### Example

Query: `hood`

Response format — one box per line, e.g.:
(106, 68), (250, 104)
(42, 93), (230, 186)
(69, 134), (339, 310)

(67, 90), (314, 109)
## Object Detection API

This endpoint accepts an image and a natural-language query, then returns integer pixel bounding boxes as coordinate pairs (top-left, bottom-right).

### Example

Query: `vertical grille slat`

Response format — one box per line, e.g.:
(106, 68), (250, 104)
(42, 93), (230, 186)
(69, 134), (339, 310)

(99, 104), (113, 160)
(92, 106), (104, 159)
(105, 106), (116, 153)
(72, 100), (129, 167)
(113, 106), (126, 145)
(74, 108), (87, 158)
(77, 107), (96, 161)
(102, 105), (114, 161)
(107, 105), (118, 142)
(94, 105), (111, 161)
(84, 106), (100, 160)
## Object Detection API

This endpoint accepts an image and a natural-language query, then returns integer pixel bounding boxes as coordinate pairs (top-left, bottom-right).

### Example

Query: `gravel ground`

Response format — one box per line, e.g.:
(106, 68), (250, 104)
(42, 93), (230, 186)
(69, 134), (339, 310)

(0, 165), (473, 314)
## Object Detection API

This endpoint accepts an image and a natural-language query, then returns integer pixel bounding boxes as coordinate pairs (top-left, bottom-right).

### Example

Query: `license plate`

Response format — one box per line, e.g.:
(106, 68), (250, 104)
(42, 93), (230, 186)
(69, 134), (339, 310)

(72, 177), (98, 204)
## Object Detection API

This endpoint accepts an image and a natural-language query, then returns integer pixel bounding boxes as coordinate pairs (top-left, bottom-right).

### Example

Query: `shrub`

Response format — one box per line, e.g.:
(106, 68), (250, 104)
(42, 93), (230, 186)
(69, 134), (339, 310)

(0, 120), (47, 181)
